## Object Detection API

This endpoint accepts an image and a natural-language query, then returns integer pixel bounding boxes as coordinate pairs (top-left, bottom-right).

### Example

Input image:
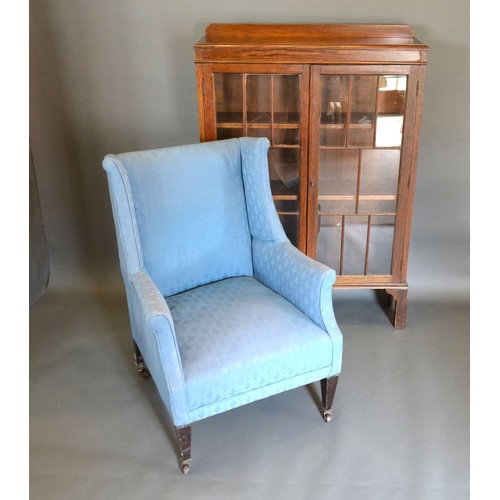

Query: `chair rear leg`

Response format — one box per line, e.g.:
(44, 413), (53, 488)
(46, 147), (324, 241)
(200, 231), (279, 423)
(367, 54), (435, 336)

(133, 340), (151, 378)
(321, 375), (339, 423)
(175, 425), (192, 474)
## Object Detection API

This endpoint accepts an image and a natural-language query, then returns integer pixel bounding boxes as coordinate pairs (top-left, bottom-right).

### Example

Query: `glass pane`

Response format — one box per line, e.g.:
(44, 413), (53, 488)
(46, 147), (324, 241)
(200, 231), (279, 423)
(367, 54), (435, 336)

(268, 148), (300, 197)
(317, 215), (342, 271)
(216, 127), (244, 140)
(274, 126), (300, 146)
(273, 75), (300, 124)
(342, 215), (369, 275)
(274, 199), (299, 213)
(316, 215), (395, 275)
(349, 76), (377, 148)
(358, 150), (401, 213)
(278, 214), (299, 248)
(320, 75), (349, 147)
(319, 150), (358, 214)
(246, 126), (271, 141)
(214, 73), (243, 126)
(246, 74), (271, 135)
(366, 215), (395, 275)
(273, 75), (300, 145)
(376, 75), (407, 147)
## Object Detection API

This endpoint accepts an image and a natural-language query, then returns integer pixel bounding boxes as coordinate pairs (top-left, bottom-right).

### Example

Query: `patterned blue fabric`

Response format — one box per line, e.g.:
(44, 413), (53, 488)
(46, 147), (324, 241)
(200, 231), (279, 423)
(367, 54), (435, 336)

(166, 277), (333, 414)
(253, 240), (342, 378)
(104, 139), (253, 297)
(129, 270), (190, 425)
(240, 138), (287, 242)
(102, 137), (343, 428)
(102, 156), (144, 278)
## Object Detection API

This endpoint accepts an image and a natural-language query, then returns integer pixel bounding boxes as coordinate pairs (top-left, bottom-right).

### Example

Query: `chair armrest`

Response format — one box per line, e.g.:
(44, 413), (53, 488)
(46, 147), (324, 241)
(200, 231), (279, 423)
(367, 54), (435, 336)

(130, 270), (191, 425)
(132, 269), (176, 326)
(253, 239), (341, 338)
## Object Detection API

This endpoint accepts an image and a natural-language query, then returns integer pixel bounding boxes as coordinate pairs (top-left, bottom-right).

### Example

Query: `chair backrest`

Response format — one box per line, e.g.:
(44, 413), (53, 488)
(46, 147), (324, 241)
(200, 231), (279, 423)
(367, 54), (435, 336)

(103, 139), (253, 297)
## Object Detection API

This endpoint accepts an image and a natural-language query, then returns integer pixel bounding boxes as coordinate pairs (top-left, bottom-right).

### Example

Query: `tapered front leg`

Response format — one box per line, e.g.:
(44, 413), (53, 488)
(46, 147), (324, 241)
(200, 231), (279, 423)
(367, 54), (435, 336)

(321, 376), (339, 423)
(175, 425), (192, 474)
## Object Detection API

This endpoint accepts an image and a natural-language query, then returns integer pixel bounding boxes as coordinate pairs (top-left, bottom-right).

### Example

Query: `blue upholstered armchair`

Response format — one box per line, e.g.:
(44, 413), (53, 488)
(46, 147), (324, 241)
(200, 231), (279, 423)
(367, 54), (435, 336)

(102, 138), (343, 473)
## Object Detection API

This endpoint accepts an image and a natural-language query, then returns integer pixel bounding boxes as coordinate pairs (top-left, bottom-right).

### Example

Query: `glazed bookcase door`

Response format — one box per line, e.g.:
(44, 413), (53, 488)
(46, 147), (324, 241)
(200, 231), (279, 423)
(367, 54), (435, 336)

(308, 65), (421, 287)
(197, 64), (310, 252)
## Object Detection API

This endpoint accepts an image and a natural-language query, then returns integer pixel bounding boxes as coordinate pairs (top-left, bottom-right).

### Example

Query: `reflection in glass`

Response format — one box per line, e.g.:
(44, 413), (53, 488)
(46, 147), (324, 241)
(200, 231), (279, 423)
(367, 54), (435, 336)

(348, 76), (377, 147)
(278, 214), (299, 247)
(274, 199), (299, 213)
(246, 74), (271, 123)
(367, 215), (395, 275)
(246, 127), (272, 141)
(273, 75), (300, 124)
(216, 127), (244, 140)
(358, 150), (401, 213)
(314, 73), (404, 277)
(319, 150), (358, 214)
(375, 75), (407, 147)
(274, 126), (300, 146)
(320, 75), (349, 147)
(316, 214), (395, 276)
(268, 148), (300, 197)
(214, 73), (243, 126)
(342, 216), (369, 275)
(273, 75), (300, 145)
(246, 74), (271, 140)
(317, 215), (342, 271)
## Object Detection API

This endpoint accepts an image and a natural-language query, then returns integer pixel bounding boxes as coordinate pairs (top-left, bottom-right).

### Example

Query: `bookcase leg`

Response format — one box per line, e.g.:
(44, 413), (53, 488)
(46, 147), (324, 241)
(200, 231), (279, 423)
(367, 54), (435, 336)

(386, 288), (408, 329)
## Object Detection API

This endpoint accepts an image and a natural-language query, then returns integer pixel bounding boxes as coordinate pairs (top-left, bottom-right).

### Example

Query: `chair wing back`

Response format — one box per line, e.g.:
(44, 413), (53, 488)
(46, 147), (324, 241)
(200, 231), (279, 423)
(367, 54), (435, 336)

(103, 139), (253, 296)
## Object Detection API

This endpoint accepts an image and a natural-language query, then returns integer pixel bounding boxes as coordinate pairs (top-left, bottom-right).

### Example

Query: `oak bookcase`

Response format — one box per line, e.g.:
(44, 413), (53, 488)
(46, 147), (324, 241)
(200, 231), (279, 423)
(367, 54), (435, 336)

(194, 24), (429, 328)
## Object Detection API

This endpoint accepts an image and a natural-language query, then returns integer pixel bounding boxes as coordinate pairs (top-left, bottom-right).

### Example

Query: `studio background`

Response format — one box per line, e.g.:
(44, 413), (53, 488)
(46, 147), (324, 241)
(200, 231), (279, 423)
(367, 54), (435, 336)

(29, 1), (470, 497)
(29, 0), (469, 302)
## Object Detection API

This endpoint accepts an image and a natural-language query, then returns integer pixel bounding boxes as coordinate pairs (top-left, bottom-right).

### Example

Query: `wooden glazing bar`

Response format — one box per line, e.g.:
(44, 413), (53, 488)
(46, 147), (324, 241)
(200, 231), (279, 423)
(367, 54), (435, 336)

(339, 215), (346, 275)
(273, 195), (298, 200)
(216, 123), (299, 130)
(345, 76), (353, 147)
(334, 275), (405, 287)
(272, 123), (300, 129)
(270, 74), (275, 146)
(269, 144), (300, 149)
(355, 149), (362, 214)
(242, 74), (248, 135)
(320, 123), (373, 130)
(364, 215), (372, 274)
(318, 211), (396, 217)
(267, 123), (301, 129)
(373, 75), (380, 147)
(216, 122), (249, 128)
(319, 145), (402, 151)
(318, 194), (397, 201)
(277, 211), (300, 215)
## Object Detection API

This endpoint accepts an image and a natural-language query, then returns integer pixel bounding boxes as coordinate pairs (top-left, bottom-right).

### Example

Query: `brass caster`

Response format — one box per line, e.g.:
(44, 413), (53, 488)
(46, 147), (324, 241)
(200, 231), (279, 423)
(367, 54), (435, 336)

(323, 410), (332, 423)
(138, 367), (151, 379)
(181, 461), (191, 475)
(134, 351), (151, 379)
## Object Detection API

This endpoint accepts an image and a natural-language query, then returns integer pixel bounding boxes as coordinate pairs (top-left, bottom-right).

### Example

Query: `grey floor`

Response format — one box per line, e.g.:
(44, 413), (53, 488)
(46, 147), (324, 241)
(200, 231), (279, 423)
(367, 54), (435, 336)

(30, 288), (469, 500)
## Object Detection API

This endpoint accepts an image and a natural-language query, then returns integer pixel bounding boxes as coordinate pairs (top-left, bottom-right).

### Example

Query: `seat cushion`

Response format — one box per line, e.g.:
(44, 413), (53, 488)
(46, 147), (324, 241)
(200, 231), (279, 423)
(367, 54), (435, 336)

(165, 277), (334, 412)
